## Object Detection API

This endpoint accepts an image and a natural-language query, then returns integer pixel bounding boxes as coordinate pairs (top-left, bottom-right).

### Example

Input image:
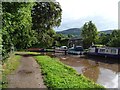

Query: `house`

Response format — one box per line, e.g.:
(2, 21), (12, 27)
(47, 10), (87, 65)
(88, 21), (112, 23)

(68, 38), (83, 48)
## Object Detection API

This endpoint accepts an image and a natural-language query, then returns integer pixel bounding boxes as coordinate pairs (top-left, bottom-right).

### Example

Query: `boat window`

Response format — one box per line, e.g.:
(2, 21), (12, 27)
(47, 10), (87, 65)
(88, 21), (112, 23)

(99, 49), (105, 52)
(106, 49), (109, 52)
(74, 47), (83, 51)
(111, 49), (116, 54)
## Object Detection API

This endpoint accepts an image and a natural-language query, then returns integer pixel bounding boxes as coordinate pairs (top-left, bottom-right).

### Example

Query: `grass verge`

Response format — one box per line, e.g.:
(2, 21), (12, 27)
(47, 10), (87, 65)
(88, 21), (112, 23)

(2, 53), (21, 88)
(0, 61), (2, 88)
(15, 51), (41, 55)
(35, 56), (105, 89)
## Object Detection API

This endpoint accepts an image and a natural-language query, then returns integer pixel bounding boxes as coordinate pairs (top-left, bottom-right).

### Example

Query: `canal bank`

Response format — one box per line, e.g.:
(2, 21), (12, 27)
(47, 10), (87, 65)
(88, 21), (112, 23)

(47, 52), (119, 88)
(35, 55), (104, 88)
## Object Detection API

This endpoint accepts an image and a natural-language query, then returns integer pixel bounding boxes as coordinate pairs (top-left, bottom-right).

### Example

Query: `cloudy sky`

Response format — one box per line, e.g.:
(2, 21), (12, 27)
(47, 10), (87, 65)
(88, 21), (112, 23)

(55, 0), (119, 31)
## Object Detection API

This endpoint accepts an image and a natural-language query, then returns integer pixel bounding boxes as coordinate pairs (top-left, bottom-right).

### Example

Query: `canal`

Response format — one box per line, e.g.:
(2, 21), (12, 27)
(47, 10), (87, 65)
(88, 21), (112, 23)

(46, 52), (119, 88)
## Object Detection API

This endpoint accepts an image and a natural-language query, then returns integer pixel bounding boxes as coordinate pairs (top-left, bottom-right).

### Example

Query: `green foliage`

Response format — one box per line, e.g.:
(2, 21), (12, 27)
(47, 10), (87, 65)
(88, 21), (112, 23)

(32, 2), (62, 48)
(97, 30), (120, 47)
(97, 33), (111, 46)
(32, 29), (56, 48)
(2, 2), (62, 56)
(53, 33), (68, 47)
(107, 30), (120, 47)
(0, 16), (1, 86)
(35, 56), (104, 89)
(0, 30), (2, 59)
(32, 2), (62, 31)
(2, 2), (37, 58)
(68, 34), (74, 38)
(81, 21), (98, 48)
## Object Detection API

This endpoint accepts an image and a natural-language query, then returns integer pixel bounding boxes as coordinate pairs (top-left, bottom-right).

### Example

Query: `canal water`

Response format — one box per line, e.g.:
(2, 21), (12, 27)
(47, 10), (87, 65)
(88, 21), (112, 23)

(46, 52), (119, 88)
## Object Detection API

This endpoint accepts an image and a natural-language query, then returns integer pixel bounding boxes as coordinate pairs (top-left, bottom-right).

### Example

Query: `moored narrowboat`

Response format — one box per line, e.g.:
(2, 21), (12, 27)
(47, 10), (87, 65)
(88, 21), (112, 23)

(87, 46), (120, 58)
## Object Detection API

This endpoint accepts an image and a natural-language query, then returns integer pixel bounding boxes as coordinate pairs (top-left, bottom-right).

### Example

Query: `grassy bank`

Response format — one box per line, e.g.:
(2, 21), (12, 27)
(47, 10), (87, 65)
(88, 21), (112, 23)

(2, 53), (21, 88)
(35, 56), (104, 89)
(0, 61), (2, 88)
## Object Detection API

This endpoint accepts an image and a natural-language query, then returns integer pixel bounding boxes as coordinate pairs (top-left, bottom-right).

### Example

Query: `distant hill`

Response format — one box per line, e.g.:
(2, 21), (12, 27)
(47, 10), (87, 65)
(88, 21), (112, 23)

(57, 28), (82, 37)
(56, 28), (114, 38)
(100, 30), (113, 34)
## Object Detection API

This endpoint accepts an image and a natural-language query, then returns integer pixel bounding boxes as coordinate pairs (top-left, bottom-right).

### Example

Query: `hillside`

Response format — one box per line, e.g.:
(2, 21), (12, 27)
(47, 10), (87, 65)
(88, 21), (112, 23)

(57, 28), (82, 37)
(100, 30), (113, 34)
(56, 28), (114, 37)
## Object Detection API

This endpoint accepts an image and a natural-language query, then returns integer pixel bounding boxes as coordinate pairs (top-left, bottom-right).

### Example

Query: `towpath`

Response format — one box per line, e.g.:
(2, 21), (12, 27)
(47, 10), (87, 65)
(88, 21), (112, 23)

(7, 56), (46, 88)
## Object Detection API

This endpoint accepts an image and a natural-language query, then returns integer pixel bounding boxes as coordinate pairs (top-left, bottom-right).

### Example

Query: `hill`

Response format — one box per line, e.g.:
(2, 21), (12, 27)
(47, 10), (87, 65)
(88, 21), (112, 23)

(56, 28), (82, 37)
(100, 30), (113, 34)
(56, 28), (114, 37)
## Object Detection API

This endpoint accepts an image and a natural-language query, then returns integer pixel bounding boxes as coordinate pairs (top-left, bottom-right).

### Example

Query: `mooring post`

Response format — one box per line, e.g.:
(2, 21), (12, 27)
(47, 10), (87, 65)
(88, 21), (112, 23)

(65, 50), (67, 55)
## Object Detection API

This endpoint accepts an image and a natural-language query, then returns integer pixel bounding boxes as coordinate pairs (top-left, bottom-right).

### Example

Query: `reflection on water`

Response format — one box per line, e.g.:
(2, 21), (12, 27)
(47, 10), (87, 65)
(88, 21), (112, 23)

(47, 53), (119, 88)
(97, 68), (118, 88)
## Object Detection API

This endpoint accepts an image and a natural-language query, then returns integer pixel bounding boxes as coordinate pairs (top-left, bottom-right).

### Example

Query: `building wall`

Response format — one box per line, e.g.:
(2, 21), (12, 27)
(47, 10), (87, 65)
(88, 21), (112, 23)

(68, 38), (83, 48)
(118, 1), (120, 29)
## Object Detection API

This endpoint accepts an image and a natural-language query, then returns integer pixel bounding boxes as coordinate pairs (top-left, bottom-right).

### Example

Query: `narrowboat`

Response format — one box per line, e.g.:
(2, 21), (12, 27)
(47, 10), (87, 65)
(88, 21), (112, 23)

(88, 46), (120, 58)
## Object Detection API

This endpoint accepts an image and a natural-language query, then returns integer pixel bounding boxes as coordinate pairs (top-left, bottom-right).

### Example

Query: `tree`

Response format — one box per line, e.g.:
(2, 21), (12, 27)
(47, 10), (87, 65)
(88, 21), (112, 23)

(108, 30), (120, 47)
(2, 2), (36, 58)
(97, 33), (111, 46)
(96, 30), (120, 47)
(33, 29), (56, 48)
(2, 1), (62, 58)
(81, 21), (98, 48)
(32, 2), (62, 32)
(0, 30), (2, 60)
(31, 2), (62, 48)
(68, 34), (73, 38)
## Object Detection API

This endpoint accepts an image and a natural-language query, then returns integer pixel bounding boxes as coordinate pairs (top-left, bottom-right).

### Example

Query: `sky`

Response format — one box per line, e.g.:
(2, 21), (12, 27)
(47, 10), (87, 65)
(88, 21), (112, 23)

(55, 0), (119, 31)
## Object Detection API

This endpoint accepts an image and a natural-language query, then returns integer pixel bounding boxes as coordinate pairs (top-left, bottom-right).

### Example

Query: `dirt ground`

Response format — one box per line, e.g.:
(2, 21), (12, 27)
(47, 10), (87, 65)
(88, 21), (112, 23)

(7, 56), (46, 88)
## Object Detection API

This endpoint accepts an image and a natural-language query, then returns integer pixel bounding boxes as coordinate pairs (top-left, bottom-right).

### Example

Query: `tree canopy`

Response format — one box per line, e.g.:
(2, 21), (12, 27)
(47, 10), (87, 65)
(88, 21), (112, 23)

(31, 2), (62, 48)
(2, 2), (62, 59)
(32, 2), (62, 32)
(97, 30), (120, 47)
(2, 2), (37, 58)
(81, 21), (98, 48)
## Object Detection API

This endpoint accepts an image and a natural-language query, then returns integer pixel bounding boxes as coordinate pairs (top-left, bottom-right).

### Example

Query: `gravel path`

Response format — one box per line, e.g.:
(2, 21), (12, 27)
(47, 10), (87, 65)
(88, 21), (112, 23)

(7, 56), (46, 88)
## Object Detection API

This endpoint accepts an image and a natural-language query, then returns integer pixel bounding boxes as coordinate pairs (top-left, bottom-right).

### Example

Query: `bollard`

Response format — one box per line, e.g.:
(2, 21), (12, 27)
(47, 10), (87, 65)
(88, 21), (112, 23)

(65, 50), (67, 55)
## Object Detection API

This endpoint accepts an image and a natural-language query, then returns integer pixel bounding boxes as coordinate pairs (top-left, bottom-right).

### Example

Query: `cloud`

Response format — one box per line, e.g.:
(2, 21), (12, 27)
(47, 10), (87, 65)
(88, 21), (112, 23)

(55, 16), (117, 31)
(56, 0), (119, 31)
